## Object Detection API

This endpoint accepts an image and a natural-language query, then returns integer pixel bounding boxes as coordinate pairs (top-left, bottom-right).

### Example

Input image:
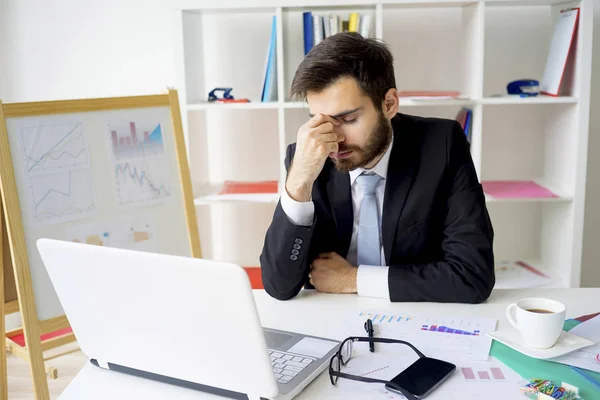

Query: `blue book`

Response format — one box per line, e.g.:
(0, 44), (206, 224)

(464, 109), (472, 141)
(261, 16), (277, 102)
(303, 12), (314, 55)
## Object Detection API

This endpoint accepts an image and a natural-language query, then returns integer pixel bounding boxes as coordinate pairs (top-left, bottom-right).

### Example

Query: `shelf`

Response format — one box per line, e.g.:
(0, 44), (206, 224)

(382, 1), (479, 8)
(484, 0), (578, 7)
(187, 102), (280, 111)
(283, 102), (309, 109)
(398, 97), (475, 107)
(483, 179), (573, 203)
(480, 96), (578, 105)
(284, 98), (475, 109)
(195, 192), (280, 205)
(188, 97), (577, 111)
(494, 259), (565, 289)
(176, 0), (592, 288)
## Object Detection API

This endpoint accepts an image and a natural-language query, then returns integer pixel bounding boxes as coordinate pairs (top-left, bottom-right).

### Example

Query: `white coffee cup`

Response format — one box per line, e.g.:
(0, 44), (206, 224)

(506, 297), (566, 349)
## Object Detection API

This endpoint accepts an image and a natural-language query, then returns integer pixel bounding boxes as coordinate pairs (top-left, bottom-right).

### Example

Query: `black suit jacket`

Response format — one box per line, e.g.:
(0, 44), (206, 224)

(260, 112), (495, 303)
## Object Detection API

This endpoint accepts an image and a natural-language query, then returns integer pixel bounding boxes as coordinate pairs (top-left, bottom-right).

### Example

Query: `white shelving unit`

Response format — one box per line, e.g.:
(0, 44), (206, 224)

(173, 0), (593, 288)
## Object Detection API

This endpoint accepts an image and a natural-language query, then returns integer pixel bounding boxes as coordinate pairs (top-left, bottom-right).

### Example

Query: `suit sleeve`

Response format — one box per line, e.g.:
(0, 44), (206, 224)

(388, 122), (495, 303)
(260, 144), (317, 300)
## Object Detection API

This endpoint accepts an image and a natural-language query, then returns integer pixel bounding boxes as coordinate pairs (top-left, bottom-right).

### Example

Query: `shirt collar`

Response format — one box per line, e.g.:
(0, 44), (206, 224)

(349, 135), (393, 186)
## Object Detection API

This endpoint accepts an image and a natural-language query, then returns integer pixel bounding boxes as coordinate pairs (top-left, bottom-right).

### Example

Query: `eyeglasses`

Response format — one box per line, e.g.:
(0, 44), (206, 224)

(329, 336), (426, 400)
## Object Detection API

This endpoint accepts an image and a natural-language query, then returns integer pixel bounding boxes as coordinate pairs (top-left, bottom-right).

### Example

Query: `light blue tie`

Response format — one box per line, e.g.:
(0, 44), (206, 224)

(356, 173), (383, 266)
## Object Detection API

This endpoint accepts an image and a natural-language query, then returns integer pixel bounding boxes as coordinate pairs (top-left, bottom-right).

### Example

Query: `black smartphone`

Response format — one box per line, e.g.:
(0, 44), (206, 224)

(385, 357), (456, 398)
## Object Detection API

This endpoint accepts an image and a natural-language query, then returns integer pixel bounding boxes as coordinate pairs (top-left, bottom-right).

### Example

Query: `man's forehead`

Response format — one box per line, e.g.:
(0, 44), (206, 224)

(306, 77), (367, 118)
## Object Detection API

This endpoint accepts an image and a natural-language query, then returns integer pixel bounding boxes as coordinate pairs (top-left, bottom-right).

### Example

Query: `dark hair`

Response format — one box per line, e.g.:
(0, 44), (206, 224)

(290, 32), (396, 109)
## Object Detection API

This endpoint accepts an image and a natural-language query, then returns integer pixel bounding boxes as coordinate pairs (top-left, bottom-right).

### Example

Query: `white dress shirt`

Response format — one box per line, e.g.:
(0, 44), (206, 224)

(280, 137), (393, 300)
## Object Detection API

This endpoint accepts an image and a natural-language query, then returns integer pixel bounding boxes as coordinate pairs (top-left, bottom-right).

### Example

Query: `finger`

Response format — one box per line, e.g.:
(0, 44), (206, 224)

(316, 132), (339, 143)
(326, 142), (339, 154)
(311, 122), (336, 136)
(307, 113), (341, 128)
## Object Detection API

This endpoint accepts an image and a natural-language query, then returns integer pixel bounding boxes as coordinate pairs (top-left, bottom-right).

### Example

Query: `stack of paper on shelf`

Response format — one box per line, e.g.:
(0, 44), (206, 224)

(494, 260), (556, 289)
(482, 180), (558, 199)
(218, 180), (279, 195)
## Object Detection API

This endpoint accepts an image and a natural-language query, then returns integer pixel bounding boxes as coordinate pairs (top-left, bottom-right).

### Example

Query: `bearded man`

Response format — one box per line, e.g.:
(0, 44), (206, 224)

(260, 32), (495, 303)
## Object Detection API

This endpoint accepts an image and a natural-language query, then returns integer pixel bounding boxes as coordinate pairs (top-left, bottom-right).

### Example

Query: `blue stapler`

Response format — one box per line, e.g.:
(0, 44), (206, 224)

(507, 79), (540, 97)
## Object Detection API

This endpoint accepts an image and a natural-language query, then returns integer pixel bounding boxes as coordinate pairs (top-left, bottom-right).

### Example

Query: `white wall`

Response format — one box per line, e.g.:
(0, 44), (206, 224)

(581, 0), (600, 287)
(1, 0), (175, 102)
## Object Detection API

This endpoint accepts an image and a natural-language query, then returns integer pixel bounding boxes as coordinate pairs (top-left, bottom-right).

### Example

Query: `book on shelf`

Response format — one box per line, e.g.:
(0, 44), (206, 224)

(218, 180), (279, 195)
(540, 7), (580, 97)
(482, 180), (559, 199)
(303, 11), (372, 55)
(455, 107), (472, 142)
(261, 16), (277, 102)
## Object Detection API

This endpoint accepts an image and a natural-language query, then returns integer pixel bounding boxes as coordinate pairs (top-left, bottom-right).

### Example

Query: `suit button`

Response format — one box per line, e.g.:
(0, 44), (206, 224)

(290, 255), (298, 261)
(291, 249), (299, 256)
(294, 238), (303, 245)
(293, 244), (301, 250)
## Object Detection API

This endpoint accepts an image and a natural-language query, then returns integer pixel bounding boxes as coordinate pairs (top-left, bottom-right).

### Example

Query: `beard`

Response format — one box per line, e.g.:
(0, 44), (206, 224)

(332, 111), (392, 172)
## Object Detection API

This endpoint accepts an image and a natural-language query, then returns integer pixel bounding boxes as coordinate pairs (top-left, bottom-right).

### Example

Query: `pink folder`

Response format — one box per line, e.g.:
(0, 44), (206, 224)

(482, 180), (558, 199)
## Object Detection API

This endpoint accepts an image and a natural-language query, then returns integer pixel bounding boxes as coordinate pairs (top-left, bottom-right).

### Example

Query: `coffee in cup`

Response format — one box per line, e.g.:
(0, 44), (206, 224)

(506, 298), (566, 349)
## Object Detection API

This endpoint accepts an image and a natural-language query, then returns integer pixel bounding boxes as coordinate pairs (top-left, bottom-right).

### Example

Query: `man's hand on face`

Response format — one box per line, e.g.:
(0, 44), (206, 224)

(309, 252), (358, 294)
(286, 114), (344, 202)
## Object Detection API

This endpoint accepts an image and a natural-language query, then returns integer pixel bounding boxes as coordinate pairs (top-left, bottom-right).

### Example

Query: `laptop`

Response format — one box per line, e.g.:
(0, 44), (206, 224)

(36, 238), (340, 400)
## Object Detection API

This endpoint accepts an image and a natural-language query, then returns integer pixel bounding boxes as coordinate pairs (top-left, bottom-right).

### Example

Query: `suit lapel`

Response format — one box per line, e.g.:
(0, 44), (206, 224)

(382, 115), (417, 264)
(326, 166), (353, 257)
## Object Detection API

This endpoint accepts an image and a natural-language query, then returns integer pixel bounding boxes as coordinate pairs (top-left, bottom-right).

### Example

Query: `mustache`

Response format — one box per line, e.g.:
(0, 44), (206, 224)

(337, 144), (361, 153)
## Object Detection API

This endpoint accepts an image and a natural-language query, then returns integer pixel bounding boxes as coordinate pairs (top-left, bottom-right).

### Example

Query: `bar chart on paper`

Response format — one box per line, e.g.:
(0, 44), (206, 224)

(461, 366), (506, 381)
(359, 312), (413, 323)
(356, 310), (497, 361)
(108, 121), (165, 160)
(108, 119), (173, 206)
(421, 324), (480, 336)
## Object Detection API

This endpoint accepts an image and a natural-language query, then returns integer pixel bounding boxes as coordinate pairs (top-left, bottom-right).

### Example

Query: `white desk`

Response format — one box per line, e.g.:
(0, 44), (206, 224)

(59, 288), (599, 399)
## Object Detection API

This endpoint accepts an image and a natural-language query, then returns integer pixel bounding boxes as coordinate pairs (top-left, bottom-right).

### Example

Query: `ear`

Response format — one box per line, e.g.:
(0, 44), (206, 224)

(382, 88), (399, 119)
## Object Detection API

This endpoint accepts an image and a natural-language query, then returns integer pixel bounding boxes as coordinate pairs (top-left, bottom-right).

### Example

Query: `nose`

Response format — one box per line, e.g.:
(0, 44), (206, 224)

(333, 124), (345, 141)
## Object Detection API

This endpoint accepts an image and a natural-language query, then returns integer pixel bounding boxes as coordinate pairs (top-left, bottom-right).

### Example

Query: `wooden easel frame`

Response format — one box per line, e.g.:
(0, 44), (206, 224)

(0, 89), (201, 400)
(1, 197), (8, 400)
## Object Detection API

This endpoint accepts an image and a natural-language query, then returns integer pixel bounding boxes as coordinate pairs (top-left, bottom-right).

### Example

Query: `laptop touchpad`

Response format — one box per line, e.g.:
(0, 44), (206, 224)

(264, 330), (294, 348)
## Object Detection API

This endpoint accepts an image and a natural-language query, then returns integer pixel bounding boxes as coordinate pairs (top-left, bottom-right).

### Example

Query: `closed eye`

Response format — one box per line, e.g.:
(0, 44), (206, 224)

(343, 118), (357, 124)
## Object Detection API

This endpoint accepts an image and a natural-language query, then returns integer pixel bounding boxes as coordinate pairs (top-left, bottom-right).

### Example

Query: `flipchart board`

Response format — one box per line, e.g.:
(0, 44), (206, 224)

(0, 89), (201, 327)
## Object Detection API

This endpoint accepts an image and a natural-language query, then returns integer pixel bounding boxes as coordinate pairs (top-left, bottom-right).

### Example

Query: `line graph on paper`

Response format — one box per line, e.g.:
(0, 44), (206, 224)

(29, 170), (96, 224)
(114, 158), (171, 205)
(20, 122), (89, 173)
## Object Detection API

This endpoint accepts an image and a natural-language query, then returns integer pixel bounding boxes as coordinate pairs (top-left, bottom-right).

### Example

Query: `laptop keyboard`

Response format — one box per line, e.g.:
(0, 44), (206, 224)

(268, 350), (315, 384)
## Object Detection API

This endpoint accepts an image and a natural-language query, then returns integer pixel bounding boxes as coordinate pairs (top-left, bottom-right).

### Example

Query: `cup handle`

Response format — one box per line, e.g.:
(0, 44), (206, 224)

(506, 303), (519, 330)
